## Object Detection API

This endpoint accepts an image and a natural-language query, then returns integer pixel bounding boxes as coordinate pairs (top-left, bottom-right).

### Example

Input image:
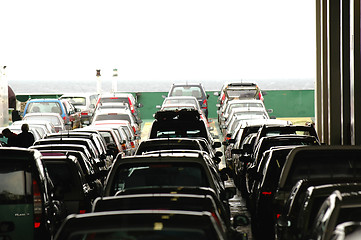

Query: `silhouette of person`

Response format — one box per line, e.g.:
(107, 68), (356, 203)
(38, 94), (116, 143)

(17, 124), (35, 148)
(2, 128), (18, 147)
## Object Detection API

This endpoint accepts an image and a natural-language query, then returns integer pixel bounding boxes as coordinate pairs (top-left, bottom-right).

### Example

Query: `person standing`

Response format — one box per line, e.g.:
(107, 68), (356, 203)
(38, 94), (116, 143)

(1, 128), (18, 147)
(17, 124), (35, 148)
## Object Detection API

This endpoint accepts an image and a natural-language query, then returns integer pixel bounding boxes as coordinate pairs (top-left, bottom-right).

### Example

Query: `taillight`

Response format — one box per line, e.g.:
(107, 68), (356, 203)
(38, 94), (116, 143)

(79, 210), (86, 214)
(132, 126), (136, 134)
(262, 192), (272, 195)
(130, 141), (135, 148)
(211, 212), (221, 227)
(81, 112), (88, 116)
(276, 214), (281, 219)
(33, 179), (42, 229)
(128, 97), (135, 113)
(121, 143), (127, 151)
(202, 99), (207, 109)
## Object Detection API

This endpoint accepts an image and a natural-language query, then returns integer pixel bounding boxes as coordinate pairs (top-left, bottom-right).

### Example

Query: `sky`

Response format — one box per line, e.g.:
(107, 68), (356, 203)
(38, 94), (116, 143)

(1, 0), (316, 84)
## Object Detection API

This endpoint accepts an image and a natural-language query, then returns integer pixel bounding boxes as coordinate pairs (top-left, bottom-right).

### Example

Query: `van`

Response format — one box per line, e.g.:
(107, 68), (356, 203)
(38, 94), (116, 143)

(0, 148), (63, 240)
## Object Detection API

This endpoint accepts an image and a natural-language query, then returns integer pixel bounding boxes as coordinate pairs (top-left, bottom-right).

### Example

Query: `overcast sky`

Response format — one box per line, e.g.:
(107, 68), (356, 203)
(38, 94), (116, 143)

(1, 0), (316, 83)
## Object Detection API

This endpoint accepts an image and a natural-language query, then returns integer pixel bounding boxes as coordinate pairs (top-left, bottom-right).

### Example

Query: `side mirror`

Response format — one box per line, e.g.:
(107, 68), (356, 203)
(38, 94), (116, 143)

(137, 103), (143, 108)
(207, 94), (209, 99)
(267, 109), (273, 113)
(156, 105), (161, 109)
(213, 92), (220, 96)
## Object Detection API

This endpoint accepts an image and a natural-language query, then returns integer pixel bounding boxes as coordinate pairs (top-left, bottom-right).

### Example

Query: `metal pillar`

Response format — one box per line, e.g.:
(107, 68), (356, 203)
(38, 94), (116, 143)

(0, 66), (9, 127)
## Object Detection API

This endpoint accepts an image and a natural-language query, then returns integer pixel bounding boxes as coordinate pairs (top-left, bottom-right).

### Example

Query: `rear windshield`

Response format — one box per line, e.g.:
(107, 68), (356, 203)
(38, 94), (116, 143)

(68, 229), (214, 240)
(45, 162), (83, 200)
(170, 86), (204, 99)
(226, 89), (258, 99)
(111, 162), (208, 195)
(26, 102), (62, 114)
(285, 151), (361, 189)
(99, 97), (129, 105)
(94, 114), (131, 122)
(0, 161), (32, 204)
(61, 97), (86, 106)
(24, 115), (62, 125)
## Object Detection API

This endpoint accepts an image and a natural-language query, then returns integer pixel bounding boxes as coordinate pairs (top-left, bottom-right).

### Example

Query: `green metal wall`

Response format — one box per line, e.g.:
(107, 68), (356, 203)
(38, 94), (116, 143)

(16, 90), (315, 120)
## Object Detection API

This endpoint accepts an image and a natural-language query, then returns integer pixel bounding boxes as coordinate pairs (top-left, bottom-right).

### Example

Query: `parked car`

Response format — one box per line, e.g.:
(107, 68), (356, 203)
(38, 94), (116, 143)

(22, 113), (66, 132)
(41, 154), (100, 215)
(54, 210), (234, 240)
(216, 82), (263, 107)
(23, 98), (81, 129)
(59, 93), (98, 126)
(0, 148), (63, 240)
(167, 83), (209, 119)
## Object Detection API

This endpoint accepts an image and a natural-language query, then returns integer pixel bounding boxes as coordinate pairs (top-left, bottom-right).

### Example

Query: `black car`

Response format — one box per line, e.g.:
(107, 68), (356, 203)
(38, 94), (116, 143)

(149, 109), (214, 147)
(41, 154), (99, 215)
(54, 210), (231, 240)
(0, 148), (63, 240)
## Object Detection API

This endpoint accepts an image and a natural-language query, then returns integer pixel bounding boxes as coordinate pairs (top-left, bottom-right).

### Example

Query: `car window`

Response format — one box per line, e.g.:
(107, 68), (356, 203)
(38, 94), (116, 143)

(111, 162), (208, 195)
(24, 115), (62, 125)
(0, 160), (32, 204)
(94, 114), (131, 122)
(62, 97), (86, 106)
(170, 86), (204, 98)
(27, 102), (62, 114)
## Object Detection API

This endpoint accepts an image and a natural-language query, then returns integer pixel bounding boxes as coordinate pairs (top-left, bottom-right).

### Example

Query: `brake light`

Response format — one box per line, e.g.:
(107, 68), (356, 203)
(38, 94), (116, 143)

(33, 179), (42, 229)
(130, 141), (135, 148)
(132, 126), (136, 134)
(211, 212), (221, 227)
(276, 214), (281, 219)
(121, 143), (127, 151)
(202, 99), (207, 109)
(128, 97), (135, 113)
(79, 210), (86, 214)
(110, 97), (119, 99)
(262, 192), (272, 195)
(81, 112), (88, 116)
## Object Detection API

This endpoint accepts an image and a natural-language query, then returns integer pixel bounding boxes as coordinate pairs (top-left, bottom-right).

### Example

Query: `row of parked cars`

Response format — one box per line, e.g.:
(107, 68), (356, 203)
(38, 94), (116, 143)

(0, 84), (251, 240)
(217, 82), (361, 239)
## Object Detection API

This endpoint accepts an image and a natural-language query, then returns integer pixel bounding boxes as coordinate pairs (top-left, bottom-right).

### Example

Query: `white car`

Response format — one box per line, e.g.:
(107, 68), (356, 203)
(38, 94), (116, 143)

(22, 113), (65, 132)
(12, 119), (57, 134)
(60, 93), (99, 125)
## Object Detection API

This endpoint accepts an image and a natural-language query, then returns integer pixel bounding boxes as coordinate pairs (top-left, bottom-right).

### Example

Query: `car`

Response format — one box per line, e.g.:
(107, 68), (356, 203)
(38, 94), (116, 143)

(0, 126), (42, 144)
(96, 92), (142, 122)
(216, 82), (263, 107)
(12, 119), (57, 135)
(103, 154), (235, 205)
(0, 148), (63, 240)
(331, 221), (361, 240)
(41, 154), (99, 215)
(149, 109), (214, 147)
(91, 108), (142, 136)
(59, 93), (99, 126)
(274, 145), (361, 227)
(23, 98), (81, 130)
(276, 180), (361, 240)
(167, 83), (209, 119)
(310, 190), (361, 240)
(54, 210), (233, 240)
(22, 113), (66, 132)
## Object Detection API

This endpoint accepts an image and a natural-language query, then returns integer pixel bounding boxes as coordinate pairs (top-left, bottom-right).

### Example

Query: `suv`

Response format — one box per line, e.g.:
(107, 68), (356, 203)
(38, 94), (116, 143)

(0, 148), (63, 240)
(59, 93), (99, 126)
(23, 99), (81, 129)
(149, 109), (215, 148)
(217, 82), (263, 107)
(167, 83), (209, 119)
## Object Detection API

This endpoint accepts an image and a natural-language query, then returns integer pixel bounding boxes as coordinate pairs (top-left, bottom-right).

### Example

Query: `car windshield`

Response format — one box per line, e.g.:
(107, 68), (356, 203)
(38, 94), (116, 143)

(111, 162), (208, 194)
(27, 102), (62, 114)
(170, 86), (203, 99)
(226, 89), (258, 98)
(0, 160), (32, 204)
(61, 97), (86, 106)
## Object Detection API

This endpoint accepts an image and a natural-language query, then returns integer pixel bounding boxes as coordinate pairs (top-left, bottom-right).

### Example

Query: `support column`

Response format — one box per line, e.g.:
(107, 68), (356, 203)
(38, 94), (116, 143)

(327, 0), (342, 145)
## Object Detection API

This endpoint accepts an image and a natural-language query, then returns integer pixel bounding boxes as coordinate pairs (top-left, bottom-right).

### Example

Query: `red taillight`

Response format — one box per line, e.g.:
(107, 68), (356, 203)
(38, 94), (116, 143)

(130, 141), (135, 148)
(79, 210), (86, 214)
(132, 126), (136, 134)
(211, 212), (221, 226)
(33, 179), (42, 229)
(110, 97), (119, 99)
(262, 192), (272, 195)
(276, 214), (281, 219)
(128, 97), (135, 113)
(63, 116), (66, 121)
(81, 112), (88, 116)
(121, 143), (126, 151)
(202, 99), (207, 109)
